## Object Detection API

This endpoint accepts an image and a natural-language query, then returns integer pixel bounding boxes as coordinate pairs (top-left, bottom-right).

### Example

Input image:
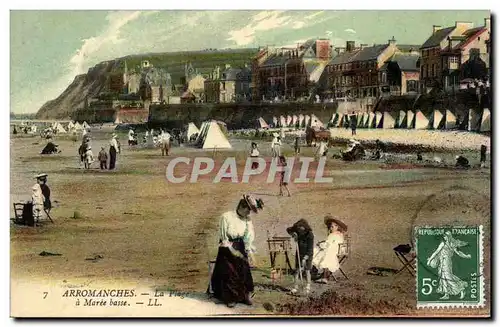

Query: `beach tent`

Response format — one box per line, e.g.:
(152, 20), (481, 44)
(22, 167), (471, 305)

(67, 121), (75, 130)
(468, 109), (481, 132)
(360, 113), (369, 128)
(279, 115), (287, 127)
(414, 110), (430, 129)
(357, 113), (364, 127)
(406, 110), (415, 128)
(444, 110), (457, 129)
(336, 114), (345, 127)
(186, 122), (200, 140)
(74, 122), (83, 131)
(256, 117), (269, 129)
(330, 113), (340, 126)
(382, 111), (397, 129)
(432, 110), (445, 129)
(374, 112), (383, 128)
(367, 113), (376, 128)
(82, 121), (90, 129)
(304, 115), (311, 128)
(54, 122), (67, 134)
(292, 115), (298, 127)
(195, 121), (208, 144)
(310, 114), (324, 128)
(272, 116), (278, 127)
(195, 121), (231, 149)
(286, 115), (293, 126)
(480, 108), (491, 132)
(397, 110), (407, 128)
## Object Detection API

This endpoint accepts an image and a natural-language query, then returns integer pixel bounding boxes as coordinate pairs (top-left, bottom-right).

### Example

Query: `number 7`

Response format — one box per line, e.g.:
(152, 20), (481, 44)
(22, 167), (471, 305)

(43, 292), (48, 299)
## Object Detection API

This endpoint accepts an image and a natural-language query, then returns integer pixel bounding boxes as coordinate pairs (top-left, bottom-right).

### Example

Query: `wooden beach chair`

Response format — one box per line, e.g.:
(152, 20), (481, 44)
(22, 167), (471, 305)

(393, 244), (416, 277)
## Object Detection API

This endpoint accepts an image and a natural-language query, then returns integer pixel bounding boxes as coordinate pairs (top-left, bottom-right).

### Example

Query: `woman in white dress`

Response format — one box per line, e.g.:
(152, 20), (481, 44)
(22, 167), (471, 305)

(427, 231), (471, 300)
(312, 215), (348, 284)
(209, 194), (264, 308)
(271, 133), (281, 158)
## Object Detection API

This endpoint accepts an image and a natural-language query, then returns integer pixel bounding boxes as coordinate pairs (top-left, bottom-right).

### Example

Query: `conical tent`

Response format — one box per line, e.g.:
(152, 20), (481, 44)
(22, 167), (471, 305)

(311, 115), (324, 128)
(67, 121), (75, 130)
(468, 109), (481, 132)
(414, 110), (430, 129)
(196, 121), (231, 149)
(272, 117), (278, 127)
(186, 122), (200, 140)
(367, 113), (376, 128)
(74, 122), (83, 130)
(257, 117), (269, 129)
(195, 121), (208, 144)
(432, 110), (445, 129)
(375, 112), (383, 128)
(444, 110), (457, 129)
(398, 110), (407, 128)
(292, 115), (298, 126)
(279, 115), (287, 127)
(357, 114), (364, 127)
(304, 115), (311, 127)
(382, 111), (397, 129)
(286, 115), (293, 126)
(55, 122), (67, 133)
(362, 113), (369, 128)
(407, 110), (415, 128)
(336, 114), (344, 127)
(82, 121), (90, 129)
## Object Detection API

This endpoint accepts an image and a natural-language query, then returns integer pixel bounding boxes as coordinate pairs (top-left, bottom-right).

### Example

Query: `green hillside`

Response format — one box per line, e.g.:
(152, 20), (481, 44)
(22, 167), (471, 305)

(118, 48), (258, 84)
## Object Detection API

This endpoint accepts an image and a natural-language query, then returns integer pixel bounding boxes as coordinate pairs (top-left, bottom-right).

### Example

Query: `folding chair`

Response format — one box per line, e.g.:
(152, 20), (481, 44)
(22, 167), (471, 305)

(43, 208), (54, 223)
(332, 235), (350, 281)
(12, 202), (25, 223)
(393, 244), (416, 277)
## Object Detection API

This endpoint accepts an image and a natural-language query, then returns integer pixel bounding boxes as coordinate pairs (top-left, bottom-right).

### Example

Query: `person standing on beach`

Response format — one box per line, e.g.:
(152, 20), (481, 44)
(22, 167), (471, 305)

(109, 133), (119, 170)
(480, 145), (487, 168)
(294, 136), (301, 155)
(350, 111), (357, 136)
(98, 147), (108, 170)
(249, 142), (260, 169)
(278, 156), (291, 197)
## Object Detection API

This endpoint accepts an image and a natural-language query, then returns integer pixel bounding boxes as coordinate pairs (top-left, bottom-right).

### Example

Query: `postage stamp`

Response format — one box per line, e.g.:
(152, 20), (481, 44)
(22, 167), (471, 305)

(415, 225), (484, 308)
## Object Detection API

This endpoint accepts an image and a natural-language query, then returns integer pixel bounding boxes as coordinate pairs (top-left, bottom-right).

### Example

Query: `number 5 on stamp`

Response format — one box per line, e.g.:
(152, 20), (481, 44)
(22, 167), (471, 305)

(415, 225), (484, 308)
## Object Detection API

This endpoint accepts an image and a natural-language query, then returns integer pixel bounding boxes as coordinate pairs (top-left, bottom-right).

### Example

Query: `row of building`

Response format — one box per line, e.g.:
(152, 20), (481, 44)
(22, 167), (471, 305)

(96, 17), (490, 109)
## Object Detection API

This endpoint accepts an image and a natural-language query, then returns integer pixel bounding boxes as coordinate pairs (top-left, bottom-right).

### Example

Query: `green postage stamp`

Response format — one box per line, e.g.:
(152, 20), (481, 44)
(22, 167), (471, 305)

(415, 225), (484, 308)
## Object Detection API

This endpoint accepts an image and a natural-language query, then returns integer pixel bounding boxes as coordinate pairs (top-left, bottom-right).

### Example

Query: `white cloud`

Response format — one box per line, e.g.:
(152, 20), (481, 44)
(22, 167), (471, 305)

(292, 21), (306, 29)
(304, 11), (324, 20)
(344, 28), (357, 34)
(226, 11), (292, 46)
(278, 39), (308, 48)
(68, 11), (142, 79)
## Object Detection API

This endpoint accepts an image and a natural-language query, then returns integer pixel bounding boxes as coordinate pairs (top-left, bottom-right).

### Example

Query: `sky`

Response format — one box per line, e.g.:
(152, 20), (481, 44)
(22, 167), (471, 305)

(10, 10), (490, 114)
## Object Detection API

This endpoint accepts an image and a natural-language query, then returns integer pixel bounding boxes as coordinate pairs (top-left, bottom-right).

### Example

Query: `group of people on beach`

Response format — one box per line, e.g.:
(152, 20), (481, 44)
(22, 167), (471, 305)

(78, 134), (120, 170)
(208, 194), (349, 308)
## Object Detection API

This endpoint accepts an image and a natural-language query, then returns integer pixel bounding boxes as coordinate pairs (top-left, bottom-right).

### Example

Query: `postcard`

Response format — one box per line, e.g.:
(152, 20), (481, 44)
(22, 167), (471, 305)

(10, 9), (491, 318)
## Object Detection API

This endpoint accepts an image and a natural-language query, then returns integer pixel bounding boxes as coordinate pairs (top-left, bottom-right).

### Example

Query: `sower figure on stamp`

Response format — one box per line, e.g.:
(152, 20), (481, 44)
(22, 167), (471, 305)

(287, 219), (314, 295)
(426, 231), (471, 300)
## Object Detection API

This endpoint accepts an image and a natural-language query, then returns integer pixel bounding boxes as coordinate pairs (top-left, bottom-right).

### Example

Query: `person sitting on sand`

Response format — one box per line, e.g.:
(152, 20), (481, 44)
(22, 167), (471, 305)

(312, 215), (348, 284)
(455, 155), (470, 169)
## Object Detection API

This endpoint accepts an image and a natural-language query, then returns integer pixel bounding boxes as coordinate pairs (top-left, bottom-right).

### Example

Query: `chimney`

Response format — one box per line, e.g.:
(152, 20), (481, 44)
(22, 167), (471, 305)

(455, 21), (474, 31)
(346, 41), (355, 52)
(388, 36), (396, 46)
(433, 25), (442, 34)
(485, 17), (491, 30)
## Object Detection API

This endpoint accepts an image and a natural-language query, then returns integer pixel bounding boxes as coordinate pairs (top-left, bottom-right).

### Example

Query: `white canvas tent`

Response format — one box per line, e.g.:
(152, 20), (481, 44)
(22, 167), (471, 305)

(195, 121), (208, 144)
(357, 114), (364, 127)
(298, 114), (305, 127)
(407, 110), (415, 128)
(468, 109), (482, 132)
(375, 112), (383, 128)
(286, 115), (293, 126)
(444, 110), (457, 129)
(310, 114), (324, 128)
(361, 113), (369, 128)
(367, 113), (376, 128)
(292, 115), (298, 127)
(272, 117), (278, 127)
(432, 110), (445, 129)
(54, 122), (67, 133)
(74, 122), (83, 130)
(398, 110), (407, 128)
(414, 110), (430, 130)
(382, 111), (397, 129)
(256, 117), (269, 129)
(67, 121), (75, 130)
(279, 116), (286, 127)
(196, 121), (231, 149)
(82, 121), (90, 129)
(304, 115), (311, 127)
(186, 122), (200, 140)
(480, 108), (491, 132)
